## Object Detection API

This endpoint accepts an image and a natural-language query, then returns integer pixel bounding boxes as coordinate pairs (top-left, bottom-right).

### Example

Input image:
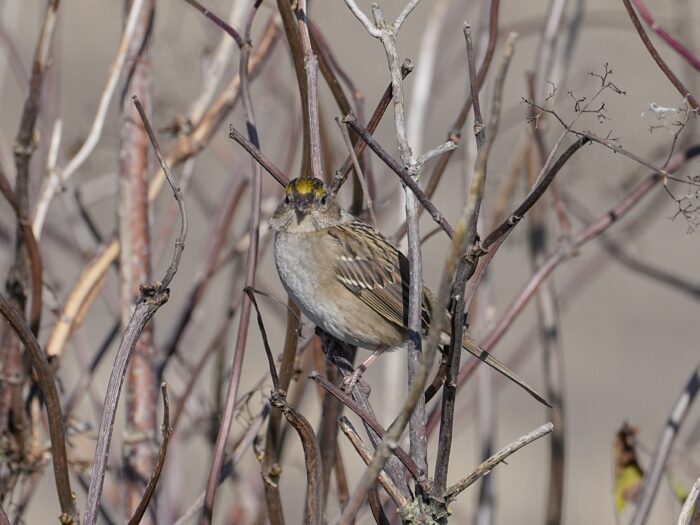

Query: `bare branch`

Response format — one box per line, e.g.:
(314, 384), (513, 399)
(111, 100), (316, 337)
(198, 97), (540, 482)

(127, 383), (172, 525)
(445, 422), (553, 500)
(339, 417), (409, 508)
(621, 0), (699, 109)
(0, 296), (78, 523)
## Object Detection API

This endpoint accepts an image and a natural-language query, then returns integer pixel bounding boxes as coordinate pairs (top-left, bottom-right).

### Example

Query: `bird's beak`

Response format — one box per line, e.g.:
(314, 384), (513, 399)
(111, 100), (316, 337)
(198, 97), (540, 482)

(293, 196), (312, 215)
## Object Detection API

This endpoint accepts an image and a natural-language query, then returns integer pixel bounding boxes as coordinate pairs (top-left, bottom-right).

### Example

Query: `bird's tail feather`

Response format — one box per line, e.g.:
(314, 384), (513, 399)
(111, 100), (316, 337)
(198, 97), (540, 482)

(462, 334), (551, 408)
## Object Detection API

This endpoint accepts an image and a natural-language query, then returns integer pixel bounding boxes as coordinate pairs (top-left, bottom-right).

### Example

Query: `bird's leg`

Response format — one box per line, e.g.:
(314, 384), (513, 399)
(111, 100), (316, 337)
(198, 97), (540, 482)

(342, 346), (387, 394)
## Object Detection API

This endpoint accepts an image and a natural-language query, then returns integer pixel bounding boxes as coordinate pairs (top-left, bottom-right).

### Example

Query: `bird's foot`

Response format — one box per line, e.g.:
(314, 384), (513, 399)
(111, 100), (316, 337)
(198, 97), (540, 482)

(342, 370), (371, 396)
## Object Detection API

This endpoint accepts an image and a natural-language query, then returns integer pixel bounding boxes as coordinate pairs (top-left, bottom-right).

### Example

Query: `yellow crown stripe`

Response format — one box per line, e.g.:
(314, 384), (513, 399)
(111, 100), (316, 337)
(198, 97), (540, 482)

(288, 178), (327, 197)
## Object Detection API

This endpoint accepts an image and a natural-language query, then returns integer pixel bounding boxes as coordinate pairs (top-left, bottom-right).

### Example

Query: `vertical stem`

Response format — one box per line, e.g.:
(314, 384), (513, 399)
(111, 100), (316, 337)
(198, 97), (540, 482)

(119, 0), (157, 520)
(370, 3), (427, 478)
(526, 141), (565, 525)
(201, 4), (263, 522)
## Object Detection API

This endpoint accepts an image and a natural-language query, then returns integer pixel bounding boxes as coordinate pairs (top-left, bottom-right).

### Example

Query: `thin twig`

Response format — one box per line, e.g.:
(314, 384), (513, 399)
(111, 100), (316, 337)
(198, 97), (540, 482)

(309, 371), (428, 489)
(621, 0), (699, 110)
(228, 125), (289, 186)
(0, 296), (78, 523)
(270, 389), (324, 525)
(201, 3), (263, 520)
(331, 62), (413, 194)
(32, 0), (147, 238)
(335, 117), (376, 226)
(633, 0), (700, 72)
(339, 417), (409, 508)
(127, 383), (172, 525)
(445, 422), (553, 500)
(344, 115), (454, 237)
(182, 0), (244, 47)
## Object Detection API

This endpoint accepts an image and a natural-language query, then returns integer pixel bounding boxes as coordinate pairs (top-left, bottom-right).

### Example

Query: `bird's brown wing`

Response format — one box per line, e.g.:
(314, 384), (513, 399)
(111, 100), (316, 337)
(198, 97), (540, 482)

(327, 220), (433, 333)
(327, 221), (551, 408)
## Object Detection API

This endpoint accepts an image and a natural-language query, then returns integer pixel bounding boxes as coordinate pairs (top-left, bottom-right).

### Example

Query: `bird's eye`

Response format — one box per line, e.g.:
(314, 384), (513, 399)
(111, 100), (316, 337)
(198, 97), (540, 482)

(284, 195), (290, 204)
(320, 195), (327, 205)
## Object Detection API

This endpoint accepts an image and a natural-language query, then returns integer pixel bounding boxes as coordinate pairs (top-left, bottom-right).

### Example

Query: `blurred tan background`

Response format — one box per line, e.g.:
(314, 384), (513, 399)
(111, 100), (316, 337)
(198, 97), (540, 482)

(1, 0), (699, 523)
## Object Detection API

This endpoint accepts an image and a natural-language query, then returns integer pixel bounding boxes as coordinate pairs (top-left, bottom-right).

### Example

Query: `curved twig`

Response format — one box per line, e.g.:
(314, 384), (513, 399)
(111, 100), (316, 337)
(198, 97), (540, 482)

(0, 295), (78, 523)
(127, 383), (172, 525)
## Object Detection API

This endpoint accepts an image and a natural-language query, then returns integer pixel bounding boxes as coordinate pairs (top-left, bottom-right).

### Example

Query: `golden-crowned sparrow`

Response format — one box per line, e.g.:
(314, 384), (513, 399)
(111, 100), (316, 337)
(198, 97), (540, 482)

(271, 177), (549, 406)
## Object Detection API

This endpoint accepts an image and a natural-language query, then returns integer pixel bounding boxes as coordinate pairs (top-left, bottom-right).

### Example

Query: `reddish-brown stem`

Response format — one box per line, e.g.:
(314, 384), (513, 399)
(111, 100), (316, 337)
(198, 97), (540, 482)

(632, 0), (700, 71)
(455, 146), (696, 400)
(621, 0), (699, 109)
(119, 2), (157, 517)
(201, 3), (263, 522)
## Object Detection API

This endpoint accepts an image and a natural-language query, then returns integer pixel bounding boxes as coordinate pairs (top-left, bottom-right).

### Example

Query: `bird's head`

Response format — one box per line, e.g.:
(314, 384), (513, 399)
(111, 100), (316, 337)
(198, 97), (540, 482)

(269, 177), (342, 232)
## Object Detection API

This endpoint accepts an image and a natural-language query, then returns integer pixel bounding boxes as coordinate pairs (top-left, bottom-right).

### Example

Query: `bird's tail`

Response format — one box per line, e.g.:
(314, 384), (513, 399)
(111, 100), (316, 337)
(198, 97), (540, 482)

(462, 333), (551, 408)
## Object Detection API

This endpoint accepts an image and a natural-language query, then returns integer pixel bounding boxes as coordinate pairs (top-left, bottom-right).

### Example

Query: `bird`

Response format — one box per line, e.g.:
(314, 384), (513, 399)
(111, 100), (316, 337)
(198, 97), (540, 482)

(270, 176), (550, 407)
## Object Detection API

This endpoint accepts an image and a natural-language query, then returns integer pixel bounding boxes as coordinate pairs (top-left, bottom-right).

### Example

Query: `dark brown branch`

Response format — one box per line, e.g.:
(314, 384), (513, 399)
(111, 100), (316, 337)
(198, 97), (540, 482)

(252, 295), (322, 524)
(433, 31), (516, 499)
(0, 165), (42, 335)
(276, 0), (311, 176)
(0, 295), (78, 523)
(261, 297), (300, 525)
(621, 0), (699, 110)
(270, 389), (324, 525)
(331, 61), (413, 194)
(7, 0), (57, 352)
(484, 138), (586, 249)
(128, 383), (172, 525)
(463, 137), (588, 308)
(228, 125), (289, 186)
(344, 114), (454, 237)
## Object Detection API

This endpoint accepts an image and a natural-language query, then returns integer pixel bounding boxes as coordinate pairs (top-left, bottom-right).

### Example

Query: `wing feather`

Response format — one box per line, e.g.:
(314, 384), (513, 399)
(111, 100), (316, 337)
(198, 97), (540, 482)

(327, 221), (432, 332)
